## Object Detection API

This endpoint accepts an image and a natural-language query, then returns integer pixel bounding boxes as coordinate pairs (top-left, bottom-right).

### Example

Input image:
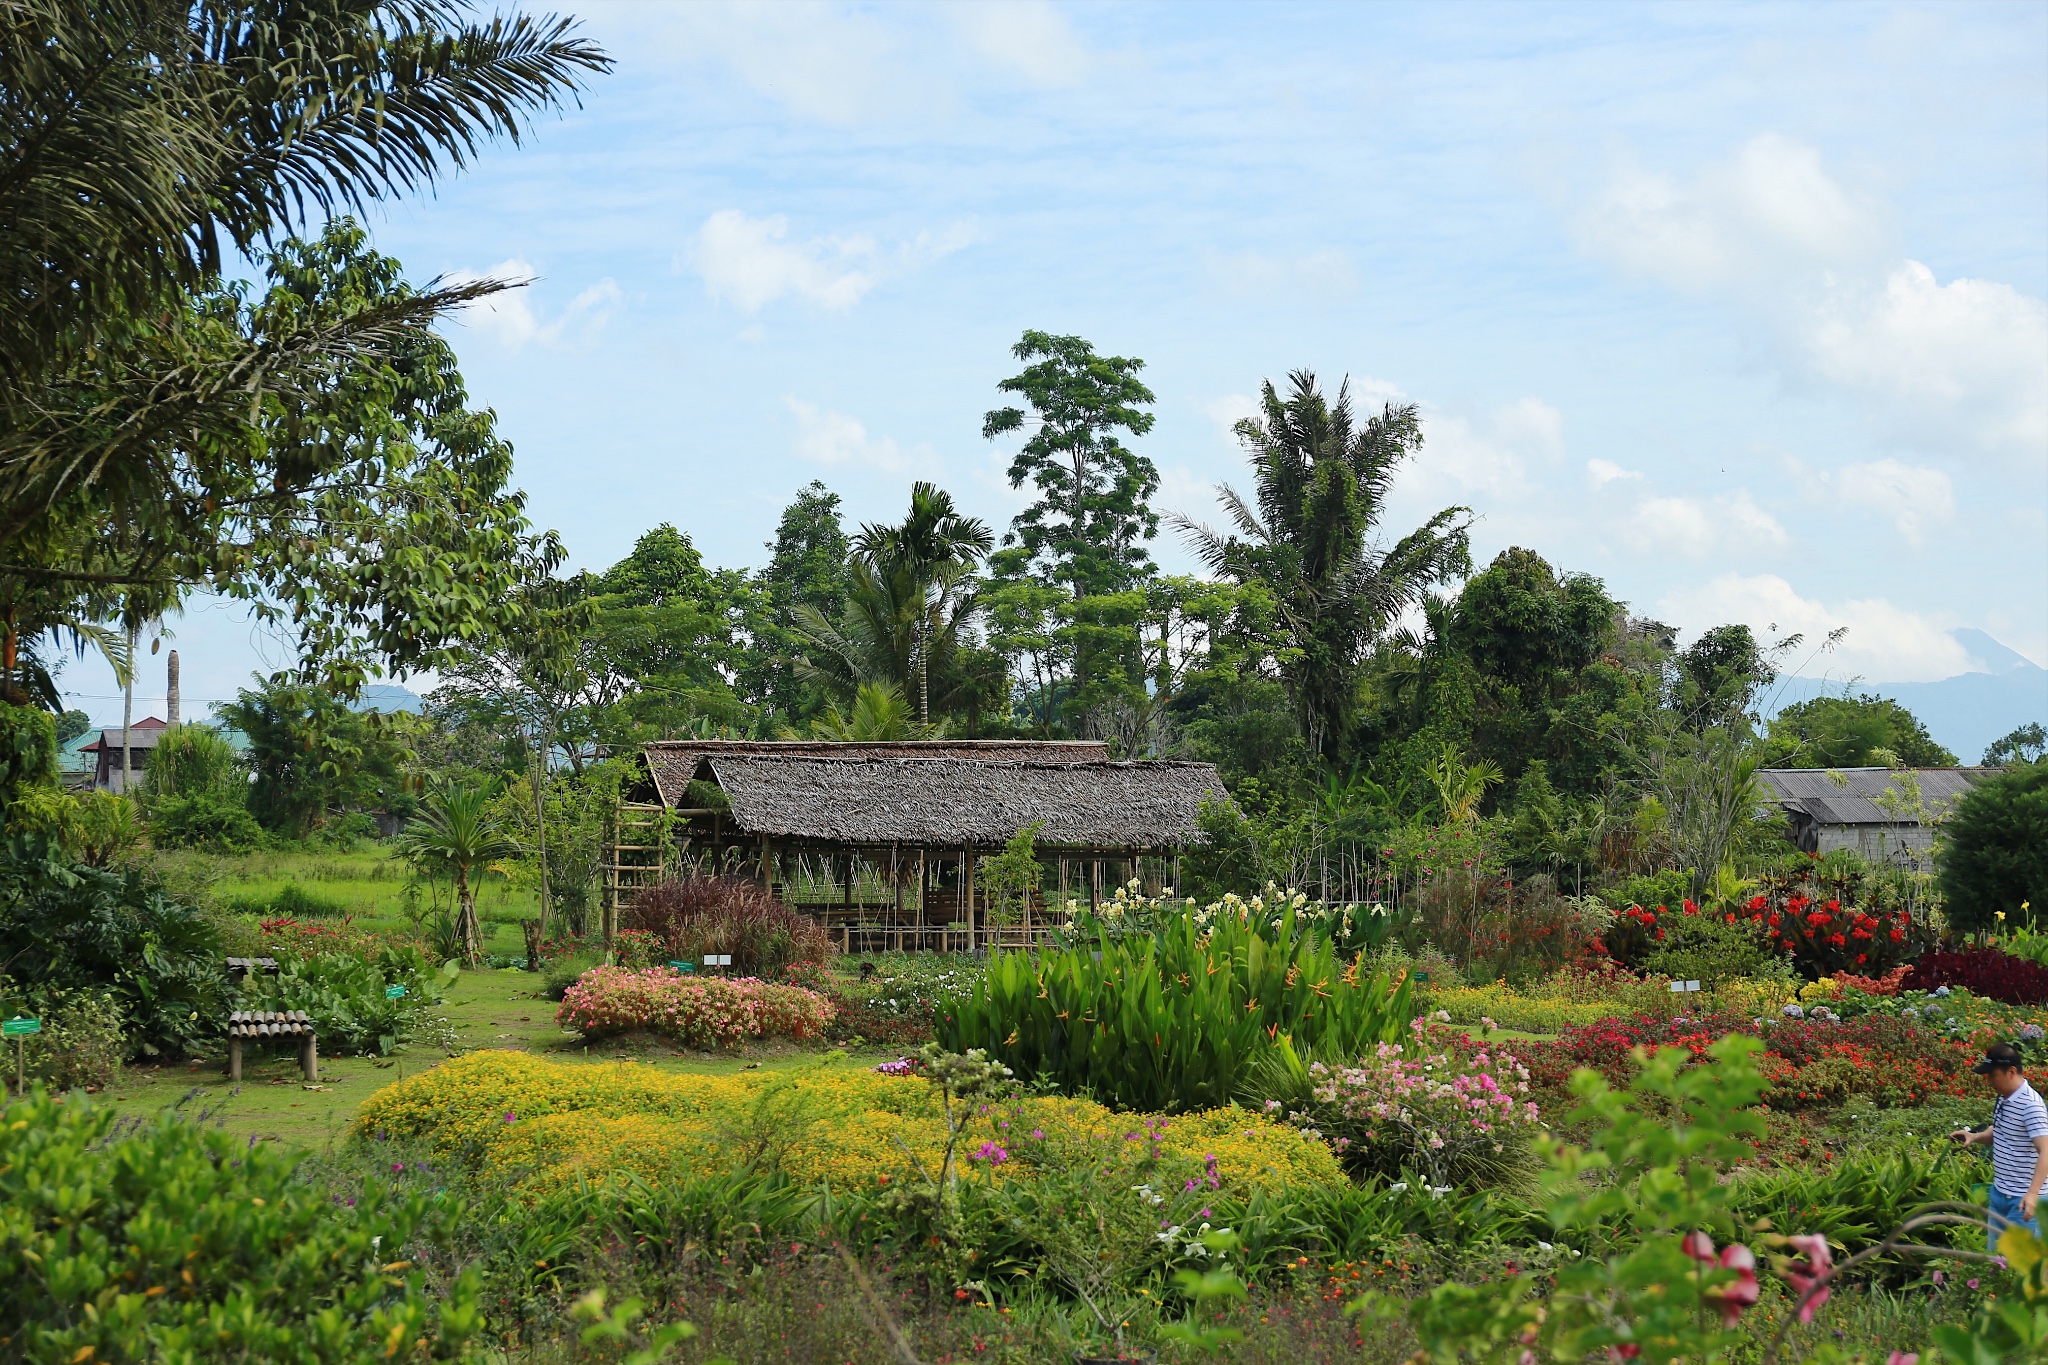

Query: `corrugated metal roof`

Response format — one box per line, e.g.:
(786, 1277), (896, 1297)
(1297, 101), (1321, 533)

(1757, 767), (1997, 826)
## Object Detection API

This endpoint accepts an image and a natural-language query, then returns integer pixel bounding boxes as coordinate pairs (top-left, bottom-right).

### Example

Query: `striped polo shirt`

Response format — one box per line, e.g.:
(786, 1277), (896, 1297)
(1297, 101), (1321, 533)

(1992, 1078), (2048, 1197)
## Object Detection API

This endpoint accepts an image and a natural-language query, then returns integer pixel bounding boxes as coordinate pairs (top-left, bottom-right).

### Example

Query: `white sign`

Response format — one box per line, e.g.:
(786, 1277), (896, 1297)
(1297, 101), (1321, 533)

(703, 954), (733, 967)
(1667, 979), (1702, 994)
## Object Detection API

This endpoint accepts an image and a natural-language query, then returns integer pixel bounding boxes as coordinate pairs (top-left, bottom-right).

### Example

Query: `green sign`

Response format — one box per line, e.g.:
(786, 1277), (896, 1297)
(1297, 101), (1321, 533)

(2, 1017), (40, 1036)
(385, 985), (406, 1000)
(668, 960), (695, 973)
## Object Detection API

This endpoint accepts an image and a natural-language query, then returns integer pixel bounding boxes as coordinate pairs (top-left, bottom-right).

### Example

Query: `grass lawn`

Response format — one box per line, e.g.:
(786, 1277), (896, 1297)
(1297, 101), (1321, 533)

(98, 966), (892, 1151)
(160, 844), (544, 958)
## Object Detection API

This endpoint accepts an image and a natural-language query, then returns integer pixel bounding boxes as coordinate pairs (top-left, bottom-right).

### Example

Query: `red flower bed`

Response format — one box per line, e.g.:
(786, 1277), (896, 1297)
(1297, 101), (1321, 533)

(1901, 948), (2048, 1006)
(1516, 1010), (1976, 1112)
(1600, 884), (1927, 980)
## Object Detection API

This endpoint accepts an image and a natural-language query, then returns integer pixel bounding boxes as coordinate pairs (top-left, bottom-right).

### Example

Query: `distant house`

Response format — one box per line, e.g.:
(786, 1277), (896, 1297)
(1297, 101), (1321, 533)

(1757, 766), (1998, 864)
(610, 739), (1230, 952)
(76, 717), (167, 794)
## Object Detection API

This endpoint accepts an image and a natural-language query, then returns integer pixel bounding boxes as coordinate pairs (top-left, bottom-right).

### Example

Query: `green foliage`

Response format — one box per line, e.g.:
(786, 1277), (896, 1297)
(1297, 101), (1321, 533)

(219, 677), (407, 838)
(1642, 913), (1784, 990)
(142, 723), (243, 801)
(746, 480), (851, 722)
(1941, 759), (2048, 933)
(983, 330), (1159, 598)
(0, 856), (224, 1057)
(0, 701), (57, 815)
(936, 905), (1414, 1111)
(240, 951), (457, 1056)
(0, 981), (124, 1091)
(1765, 693), (1958, 769)
(69, 790), (146, 866)
(976, 823), (1045, 926)
(1179, 371), (1470, 765)
(805, 681), (940, 740)
(1984, 721), (2046, 766)
(0, 1090), (484, 1362)
(396, 777), (520, 967)
(151, 792), (266, 852)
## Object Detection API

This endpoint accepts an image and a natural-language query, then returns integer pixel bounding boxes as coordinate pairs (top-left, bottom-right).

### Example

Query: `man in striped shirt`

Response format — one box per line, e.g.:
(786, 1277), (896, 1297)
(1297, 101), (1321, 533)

(1951, 1041), (2048, 1249)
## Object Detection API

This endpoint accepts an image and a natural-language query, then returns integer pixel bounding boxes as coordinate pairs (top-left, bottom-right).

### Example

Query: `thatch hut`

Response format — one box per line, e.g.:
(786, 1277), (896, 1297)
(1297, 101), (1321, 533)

(606, 739), (1229, 951)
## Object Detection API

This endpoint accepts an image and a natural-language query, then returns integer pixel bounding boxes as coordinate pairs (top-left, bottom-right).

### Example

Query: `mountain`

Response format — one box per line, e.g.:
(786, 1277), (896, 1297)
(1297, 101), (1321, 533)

(350, 683), (424, 715)
(1762, 629), (2047, 764)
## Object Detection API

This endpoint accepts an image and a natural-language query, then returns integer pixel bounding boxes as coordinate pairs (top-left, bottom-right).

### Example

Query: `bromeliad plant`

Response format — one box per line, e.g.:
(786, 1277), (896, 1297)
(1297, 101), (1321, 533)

(937, 902), (1414, 1111)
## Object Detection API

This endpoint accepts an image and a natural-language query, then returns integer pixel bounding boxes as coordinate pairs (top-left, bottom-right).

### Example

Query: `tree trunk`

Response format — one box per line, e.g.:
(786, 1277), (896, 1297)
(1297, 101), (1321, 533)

(456, 865), (483, 967)
(120, 621), (136, 793)
(530, 733), (551, 942)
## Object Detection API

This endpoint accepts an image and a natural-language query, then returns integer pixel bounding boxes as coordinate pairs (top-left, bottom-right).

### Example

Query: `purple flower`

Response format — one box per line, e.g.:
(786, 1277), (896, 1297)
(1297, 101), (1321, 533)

(391, 1162), (405, 1174)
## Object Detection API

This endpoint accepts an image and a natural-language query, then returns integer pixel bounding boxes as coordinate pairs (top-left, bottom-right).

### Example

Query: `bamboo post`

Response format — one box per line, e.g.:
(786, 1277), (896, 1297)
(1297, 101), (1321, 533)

(300, 1032), (318, 1083)
(228, 1036), (242, 1083)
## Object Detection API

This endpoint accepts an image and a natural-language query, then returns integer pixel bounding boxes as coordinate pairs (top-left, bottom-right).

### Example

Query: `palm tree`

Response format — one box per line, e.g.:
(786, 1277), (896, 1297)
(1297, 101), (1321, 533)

(796, 482), (993, 725)
(1427, 743), (1504, 824)
(397, 777), (520, 967)
(1174, 371), (1472, 765)
(806, 682), (946, 740)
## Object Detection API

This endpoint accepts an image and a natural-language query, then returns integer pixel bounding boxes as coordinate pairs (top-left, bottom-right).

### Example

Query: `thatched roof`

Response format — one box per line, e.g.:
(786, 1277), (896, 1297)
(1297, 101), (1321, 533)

(641, 738), (1107, 807)
(690, 754), (1227, 849)
(1757, 767), (1995, 827)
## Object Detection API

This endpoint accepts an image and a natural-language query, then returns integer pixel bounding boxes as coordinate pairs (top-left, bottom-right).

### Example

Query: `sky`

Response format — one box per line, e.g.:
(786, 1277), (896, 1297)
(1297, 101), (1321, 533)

(62, 0), (2048, 727)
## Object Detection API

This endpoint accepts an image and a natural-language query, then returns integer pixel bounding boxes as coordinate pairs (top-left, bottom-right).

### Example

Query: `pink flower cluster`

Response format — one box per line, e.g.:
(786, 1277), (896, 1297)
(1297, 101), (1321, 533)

(556, 966), (834, 1047)
(1294, 1033), (1542, 1180)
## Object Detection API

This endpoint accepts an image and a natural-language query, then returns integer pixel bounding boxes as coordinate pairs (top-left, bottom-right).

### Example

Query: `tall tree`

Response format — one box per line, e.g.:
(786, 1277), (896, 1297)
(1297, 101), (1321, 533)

(1176, 370), (1472, 765)
(796, 482), (995, 726)
(397, 776), (520, 966)
(750, 481), (850, 720)
(0, 2), (605, 701)
(982, 332), (1158, 599)
(1763, 694), (1957, 769)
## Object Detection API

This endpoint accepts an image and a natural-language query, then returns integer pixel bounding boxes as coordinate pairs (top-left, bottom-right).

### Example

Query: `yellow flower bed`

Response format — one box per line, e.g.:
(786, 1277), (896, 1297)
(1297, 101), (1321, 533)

(356, 1052), (1345, 1197)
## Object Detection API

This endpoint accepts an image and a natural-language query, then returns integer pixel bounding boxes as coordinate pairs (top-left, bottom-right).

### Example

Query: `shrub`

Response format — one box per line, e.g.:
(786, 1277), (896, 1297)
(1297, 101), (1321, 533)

(0, 1090), (482, 1363)
(540, 946), (604, 1002)
(1902, 947), (2048, 1006)
(1735, 888), (1925, 977)
(352, 1050), (1343, 1198)
(1641, 907), (1784, 988)
(150, 791), (267, 852)
(239, 950), (458, 1056)
(556, 966), (835, 1047)
(937, 903), (1415, 1112)
(0, 858), (224, 1058)
(0, 982), (124, 1091)
(622, 876), (832, 979)
(1940, 759), (2048, 933)
(1283, 1030), (1544, 1188)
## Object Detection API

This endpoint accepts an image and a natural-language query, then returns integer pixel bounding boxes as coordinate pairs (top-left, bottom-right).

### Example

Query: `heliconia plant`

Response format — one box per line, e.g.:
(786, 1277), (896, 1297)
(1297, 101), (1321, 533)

(935, 902), (1415, 1112)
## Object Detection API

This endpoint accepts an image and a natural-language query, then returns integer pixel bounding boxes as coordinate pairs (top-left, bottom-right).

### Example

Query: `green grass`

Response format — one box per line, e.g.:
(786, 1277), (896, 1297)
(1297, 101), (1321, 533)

(161, 844), (544, 957)
(99, 966), (892, 1151)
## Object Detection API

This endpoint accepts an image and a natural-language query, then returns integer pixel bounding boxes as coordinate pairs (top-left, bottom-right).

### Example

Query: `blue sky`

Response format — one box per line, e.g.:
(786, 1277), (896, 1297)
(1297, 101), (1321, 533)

(64, 0), (2048, 725)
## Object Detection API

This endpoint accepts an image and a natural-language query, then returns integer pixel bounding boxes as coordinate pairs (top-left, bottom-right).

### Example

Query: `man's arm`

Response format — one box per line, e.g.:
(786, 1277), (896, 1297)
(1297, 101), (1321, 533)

(2027, 1135), (2048, 1221)
(1952, 1124), (1992, 1145)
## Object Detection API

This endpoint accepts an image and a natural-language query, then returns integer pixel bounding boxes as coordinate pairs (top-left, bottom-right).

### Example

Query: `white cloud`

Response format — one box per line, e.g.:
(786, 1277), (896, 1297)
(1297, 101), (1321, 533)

(1800, 458), (1957, 546)
(1408, 397), (1563, 500)
(951, 1), (1089, 87)
(1491, 398), (1564, 456)
(1660, 573), (1971, 683)
(1622, 490), (1788, 559)
(1587, 458), (1642, 486)
(1205, 248), (1358, 299)
(627, 2), (914, 124)
(1574, 134), (2047, 455)
(689, 211), (975, 315)
(693, 212), (876, 314)
(445, 259), (622, 350)
(784, 397), (921, 473)
(1576, 133), (1885, 292)
(1803, 262), (2048, 452)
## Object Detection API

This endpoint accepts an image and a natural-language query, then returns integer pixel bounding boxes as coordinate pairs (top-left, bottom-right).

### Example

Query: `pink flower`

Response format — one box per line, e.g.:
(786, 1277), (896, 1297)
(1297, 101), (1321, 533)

(1782, 1234), (1834, 1322)
(1886, 1354), (1918, 1365)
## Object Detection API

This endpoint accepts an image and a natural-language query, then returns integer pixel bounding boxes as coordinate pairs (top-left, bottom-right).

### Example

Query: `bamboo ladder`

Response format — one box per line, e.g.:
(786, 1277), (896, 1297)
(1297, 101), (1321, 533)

(602, 799), (667, 945)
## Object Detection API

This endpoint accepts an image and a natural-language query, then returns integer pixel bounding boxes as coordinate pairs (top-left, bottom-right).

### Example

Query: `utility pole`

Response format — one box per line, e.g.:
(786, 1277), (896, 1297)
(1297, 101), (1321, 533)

(166, 649), (180, 727)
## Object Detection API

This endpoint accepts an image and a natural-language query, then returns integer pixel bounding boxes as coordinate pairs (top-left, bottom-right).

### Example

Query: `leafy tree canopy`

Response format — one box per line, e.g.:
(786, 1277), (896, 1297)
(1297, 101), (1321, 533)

(1985, 722), (2047, 767)
(983, 331), (1158, 599)
(1763, 693), (1957, 769)
(1940, 759), (2048, 933)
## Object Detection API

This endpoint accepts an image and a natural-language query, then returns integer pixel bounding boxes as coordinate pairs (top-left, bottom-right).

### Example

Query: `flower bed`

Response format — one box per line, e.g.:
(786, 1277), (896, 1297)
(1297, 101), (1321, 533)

(354, 1050), (1343, 1197)
(1902, 948), (2048, 1006)
(556, 966), (834, 1047)
(1514, 1009), (1980, 1111)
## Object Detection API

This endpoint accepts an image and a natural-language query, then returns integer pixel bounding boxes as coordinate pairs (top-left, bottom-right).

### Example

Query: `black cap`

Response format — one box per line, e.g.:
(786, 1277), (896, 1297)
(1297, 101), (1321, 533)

(1974, 1041), (2025, 1075)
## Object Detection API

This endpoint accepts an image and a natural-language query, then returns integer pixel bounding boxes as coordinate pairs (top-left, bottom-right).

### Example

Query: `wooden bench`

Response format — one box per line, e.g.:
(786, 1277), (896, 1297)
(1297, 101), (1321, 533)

(226, 1010), (317, 1083)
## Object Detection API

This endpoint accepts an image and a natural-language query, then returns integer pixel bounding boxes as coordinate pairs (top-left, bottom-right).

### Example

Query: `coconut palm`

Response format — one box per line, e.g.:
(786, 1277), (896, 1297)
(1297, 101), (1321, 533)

(806, 682), (947, 741)
(796, 482), (993, 725)
(397, 776), (520, 967)
(1174, 371), (1472, 764)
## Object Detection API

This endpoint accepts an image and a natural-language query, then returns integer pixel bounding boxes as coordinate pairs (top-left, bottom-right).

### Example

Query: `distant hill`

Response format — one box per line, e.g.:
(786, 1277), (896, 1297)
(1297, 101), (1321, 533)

(350, 683), (424, 715)
(1763, 629), (2047, 764)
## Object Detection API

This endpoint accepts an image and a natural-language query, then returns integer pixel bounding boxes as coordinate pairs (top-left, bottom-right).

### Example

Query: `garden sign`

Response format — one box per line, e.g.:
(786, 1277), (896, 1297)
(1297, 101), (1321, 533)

(4, 1016), (39, 1094)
